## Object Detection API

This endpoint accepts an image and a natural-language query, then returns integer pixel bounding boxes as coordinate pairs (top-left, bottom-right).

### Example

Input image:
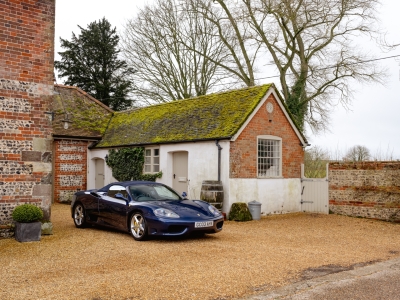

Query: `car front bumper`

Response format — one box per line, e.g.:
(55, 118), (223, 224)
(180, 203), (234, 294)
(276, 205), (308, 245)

(145, 216), (224, 236)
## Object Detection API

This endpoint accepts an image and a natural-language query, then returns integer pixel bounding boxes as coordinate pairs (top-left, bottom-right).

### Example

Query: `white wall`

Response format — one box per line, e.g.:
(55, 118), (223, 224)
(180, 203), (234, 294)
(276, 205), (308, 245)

(158, 140), (231, 200)
(87, 140), (231, 196)
(87, 143), (302, 216)
(87, 148), (116, 189)
(227, 178), (301, 215)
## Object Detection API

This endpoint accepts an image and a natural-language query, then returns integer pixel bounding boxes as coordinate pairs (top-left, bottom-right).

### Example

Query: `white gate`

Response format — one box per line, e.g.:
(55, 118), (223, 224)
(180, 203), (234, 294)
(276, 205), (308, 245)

(300, 164), (329, 214)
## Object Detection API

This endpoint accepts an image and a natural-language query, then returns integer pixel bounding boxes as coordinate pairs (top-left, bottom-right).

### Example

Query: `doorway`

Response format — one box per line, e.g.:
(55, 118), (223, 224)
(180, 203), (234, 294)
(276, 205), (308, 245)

(95, 158), (105, 189)
(172, 151), (188, 196)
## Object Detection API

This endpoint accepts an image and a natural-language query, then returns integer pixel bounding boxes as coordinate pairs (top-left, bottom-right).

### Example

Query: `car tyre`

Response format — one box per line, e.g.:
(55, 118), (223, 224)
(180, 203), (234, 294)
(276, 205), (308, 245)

(73, 203), (87, 228)
(130, 212), (148, 241)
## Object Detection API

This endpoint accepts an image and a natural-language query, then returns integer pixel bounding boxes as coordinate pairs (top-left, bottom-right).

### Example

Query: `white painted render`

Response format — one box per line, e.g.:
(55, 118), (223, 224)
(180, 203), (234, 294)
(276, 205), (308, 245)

(87, 140), (231, 198)
(156, 140), (231, 201)
(87, 141), (302, 216)
(228, 178), (302, 215)
(87, 148), (116, 189)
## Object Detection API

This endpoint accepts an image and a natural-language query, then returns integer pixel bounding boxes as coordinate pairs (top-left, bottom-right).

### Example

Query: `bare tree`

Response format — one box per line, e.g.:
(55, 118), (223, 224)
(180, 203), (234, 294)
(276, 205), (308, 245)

(372, 145), (396, 161)
(304, 146), (330, 178)
(184, 0), (262, 87)
(120, 0), (230, 104)
(344, 145), (371, 162)
(188, 0), (385, 132)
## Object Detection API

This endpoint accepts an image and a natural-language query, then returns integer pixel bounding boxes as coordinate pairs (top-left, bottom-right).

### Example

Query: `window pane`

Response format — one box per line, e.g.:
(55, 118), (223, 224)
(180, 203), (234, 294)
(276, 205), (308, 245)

(258, 139), (280, 177)
(153, 185), (180, 200)
(144, 148), (160, 174)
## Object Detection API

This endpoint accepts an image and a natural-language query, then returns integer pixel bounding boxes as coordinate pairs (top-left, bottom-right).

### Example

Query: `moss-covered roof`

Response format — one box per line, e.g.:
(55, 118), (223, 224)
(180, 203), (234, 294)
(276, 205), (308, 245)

(96, 84), (273, 148)
(53, 85), (114, 139)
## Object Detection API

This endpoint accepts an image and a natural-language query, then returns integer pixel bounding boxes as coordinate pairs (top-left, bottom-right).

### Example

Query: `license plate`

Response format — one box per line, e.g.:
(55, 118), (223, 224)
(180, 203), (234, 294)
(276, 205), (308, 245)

(195, 221), (213, 228)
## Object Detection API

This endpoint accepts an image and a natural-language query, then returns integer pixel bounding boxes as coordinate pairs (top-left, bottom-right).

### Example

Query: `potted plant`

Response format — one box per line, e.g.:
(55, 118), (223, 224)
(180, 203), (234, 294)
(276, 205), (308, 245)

(12, 204), (43, 242)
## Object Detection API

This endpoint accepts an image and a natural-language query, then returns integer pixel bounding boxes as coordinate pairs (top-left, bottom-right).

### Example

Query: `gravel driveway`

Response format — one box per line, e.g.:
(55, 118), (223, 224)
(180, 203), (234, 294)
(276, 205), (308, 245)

(1, 204), (399, 300)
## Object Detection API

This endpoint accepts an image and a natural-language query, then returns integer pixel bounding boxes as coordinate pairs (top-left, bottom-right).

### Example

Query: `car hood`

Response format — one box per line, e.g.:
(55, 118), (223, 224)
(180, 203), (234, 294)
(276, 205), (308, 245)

(147, 200), (217, 218)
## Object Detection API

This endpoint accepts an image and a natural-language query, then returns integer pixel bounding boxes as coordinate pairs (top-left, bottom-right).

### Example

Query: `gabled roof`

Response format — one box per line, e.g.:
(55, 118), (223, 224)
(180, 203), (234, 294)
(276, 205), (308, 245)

(53, 85), (114, 139)
(95, 84), (307, 148)
(95, 84), (277, 148)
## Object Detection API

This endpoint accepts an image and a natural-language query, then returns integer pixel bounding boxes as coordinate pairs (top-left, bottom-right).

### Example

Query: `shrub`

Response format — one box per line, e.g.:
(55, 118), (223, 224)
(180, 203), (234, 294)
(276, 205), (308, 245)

(12, 204), (43, 223)
(228, 202), (253, 221)
(106, 147), (162, 182)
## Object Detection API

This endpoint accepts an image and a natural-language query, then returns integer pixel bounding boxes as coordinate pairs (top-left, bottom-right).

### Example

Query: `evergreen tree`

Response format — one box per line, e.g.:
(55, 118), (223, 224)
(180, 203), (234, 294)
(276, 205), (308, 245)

(55, 18), (134, 111)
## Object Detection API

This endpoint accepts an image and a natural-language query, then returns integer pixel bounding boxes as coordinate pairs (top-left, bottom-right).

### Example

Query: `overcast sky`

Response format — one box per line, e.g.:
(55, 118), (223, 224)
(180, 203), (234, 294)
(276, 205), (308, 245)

(54, 0), (400, 159)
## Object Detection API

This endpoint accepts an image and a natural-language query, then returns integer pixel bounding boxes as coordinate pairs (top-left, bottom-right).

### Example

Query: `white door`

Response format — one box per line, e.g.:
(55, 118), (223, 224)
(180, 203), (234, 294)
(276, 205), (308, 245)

(172, 152), (188, 196)
(95, 159), (105, 189)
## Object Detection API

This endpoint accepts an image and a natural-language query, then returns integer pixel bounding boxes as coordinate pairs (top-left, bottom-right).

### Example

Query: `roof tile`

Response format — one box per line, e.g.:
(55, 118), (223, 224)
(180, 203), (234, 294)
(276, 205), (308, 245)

(96, 84), (272, 147)
(53, 85), (114, 139)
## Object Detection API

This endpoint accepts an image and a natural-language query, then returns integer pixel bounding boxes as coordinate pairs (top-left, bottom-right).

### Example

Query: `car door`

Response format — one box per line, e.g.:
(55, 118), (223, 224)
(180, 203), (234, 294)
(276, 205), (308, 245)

(84, 191), (102, 221)
(98, 185), (129, 231)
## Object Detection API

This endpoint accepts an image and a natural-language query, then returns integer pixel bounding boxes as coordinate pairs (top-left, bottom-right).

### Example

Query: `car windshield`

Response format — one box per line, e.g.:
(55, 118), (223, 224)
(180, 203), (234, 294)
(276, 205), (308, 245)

(128, 184), (181, 202)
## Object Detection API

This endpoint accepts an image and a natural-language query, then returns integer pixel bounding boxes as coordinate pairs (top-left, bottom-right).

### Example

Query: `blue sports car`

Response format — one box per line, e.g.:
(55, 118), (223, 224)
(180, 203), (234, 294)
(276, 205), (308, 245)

(71, 181), (224, 241)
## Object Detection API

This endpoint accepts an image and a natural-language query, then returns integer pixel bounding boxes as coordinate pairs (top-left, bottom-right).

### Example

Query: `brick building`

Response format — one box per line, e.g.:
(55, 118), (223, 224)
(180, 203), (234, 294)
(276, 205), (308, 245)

(0, 0), (56, 236)
(52, 85), (113, 203)
(89, 84), (308, 215)
(0, 0), (307, 228)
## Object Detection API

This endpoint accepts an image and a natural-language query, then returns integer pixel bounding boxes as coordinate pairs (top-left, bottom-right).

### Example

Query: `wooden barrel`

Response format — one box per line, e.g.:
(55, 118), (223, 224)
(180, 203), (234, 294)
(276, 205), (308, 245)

(200, 180), (224, 210)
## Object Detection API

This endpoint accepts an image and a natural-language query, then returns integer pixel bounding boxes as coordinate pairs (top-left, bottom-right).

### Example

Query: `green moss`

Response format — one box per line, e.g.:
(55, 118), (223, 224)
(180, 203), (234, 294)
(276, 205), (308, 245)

(97, 85), (271, 147)
(54, 92), (113, 136)
(67, 95), (111, 134)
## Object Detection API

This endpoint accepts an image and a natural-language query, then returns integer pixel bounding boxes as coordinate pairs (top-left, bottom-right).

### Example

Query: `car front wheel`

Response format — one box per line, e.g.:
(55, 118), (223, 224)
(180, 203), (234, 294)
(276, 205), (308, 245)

(73, 203), (86, 228)
(130, 213), (148, 241)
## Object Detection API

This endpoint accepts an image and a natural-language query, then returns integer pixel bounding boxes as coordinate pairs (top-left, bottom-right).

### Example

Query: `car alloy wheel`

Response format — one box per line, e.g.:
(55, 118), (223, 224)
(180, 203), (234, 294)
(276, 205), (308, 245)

(73, 203), (86, 228)
(130, 212), (148, 241)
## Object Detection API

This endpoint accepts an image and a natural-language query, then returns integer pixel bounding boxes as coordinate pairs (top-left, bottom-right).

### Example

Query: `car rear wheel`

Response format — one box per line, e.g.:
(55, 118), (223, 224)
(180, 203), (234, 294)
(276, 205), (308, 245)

(130, 213), (148, 241)
(73, 203), (86, 228)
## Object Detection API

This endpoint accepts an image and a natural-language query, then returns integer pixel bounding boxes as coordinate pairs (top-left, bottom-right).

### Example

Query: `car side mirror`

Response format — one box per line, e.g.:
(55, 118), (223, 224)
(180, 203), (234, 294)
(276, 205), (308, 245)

(115, 193), (128, 201)
(182, 192), (188, 200)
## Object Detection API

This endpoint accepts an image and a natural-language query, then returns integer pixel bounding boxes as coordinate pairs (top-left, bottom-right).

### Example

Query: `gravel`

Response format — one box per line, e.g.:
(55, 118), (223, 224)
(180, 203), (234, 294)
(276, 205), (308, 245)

(0, 204), (399, 300)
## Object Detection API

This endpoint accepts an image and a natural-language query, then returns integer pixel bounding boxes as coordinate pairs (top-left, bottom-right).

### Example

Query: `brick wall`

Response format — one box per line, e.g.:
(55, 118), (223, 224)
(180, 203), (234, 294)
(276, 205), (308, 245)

(329, 162), (400, 222)
(230, 93), (304, 178)
(53, 139), (89, 203)
(0, 0), (55, 237)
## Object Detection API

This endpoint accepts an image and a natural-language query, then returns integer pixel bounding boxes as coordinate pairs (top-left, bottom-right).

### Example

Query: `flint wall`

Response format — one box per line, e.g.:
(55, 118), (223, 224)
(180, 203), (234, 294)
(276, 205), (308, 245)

(0, 0), (56, 237)
(329, 162), (400, 222)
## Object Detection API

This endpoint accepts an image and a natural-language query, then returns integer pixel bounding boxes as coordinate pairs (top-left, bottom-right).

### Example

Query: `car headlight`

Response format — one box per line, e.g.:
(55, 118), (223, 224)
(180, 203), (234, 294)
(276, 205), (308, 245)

(208, 205), (221, 217)
(154, 208), (180, 218)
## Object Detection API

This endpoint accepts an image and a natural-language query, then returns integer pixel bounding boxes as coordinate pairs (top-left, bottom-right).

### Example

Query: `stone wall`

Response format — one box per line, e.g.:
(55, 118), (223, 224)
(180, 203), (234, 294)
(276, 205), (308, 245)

(0, 0), (55, 237)
(54, 139), (89, 203)
(329, 162), (400, 222)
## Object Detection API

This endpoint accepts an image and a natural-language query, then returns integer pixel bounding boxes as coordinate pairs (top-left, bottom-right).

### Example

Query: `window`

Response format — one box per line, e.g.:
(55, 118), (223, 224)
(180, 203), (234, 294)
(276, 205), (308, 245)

(129, 184), (180, 201)
(144, 148), (160, 173)
(257, 136), (281, 177)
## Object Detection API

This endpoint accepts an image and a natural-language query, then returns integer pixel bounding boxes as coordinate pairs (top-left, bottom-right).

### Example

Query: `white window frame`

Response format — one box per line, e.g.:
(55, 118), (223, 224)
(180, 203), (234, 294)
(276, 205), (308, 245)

(144, 147), (160, 174)
(257, 135), (282, 178)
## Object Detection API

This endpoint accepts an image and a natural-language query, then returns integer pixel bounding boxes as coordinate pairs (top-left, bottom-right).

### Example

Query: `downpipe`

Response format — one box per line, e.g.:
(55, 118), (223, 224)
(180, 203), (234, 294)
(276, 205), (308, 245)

(215, 140), (222, 181)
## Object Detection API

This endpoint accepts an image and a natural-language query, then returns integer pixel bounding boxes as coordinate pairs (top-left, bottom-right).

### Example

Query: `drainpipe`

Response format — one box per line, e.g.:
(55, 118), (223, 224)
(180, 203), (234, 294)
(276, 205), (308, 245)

(215, 140), (222, 181)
